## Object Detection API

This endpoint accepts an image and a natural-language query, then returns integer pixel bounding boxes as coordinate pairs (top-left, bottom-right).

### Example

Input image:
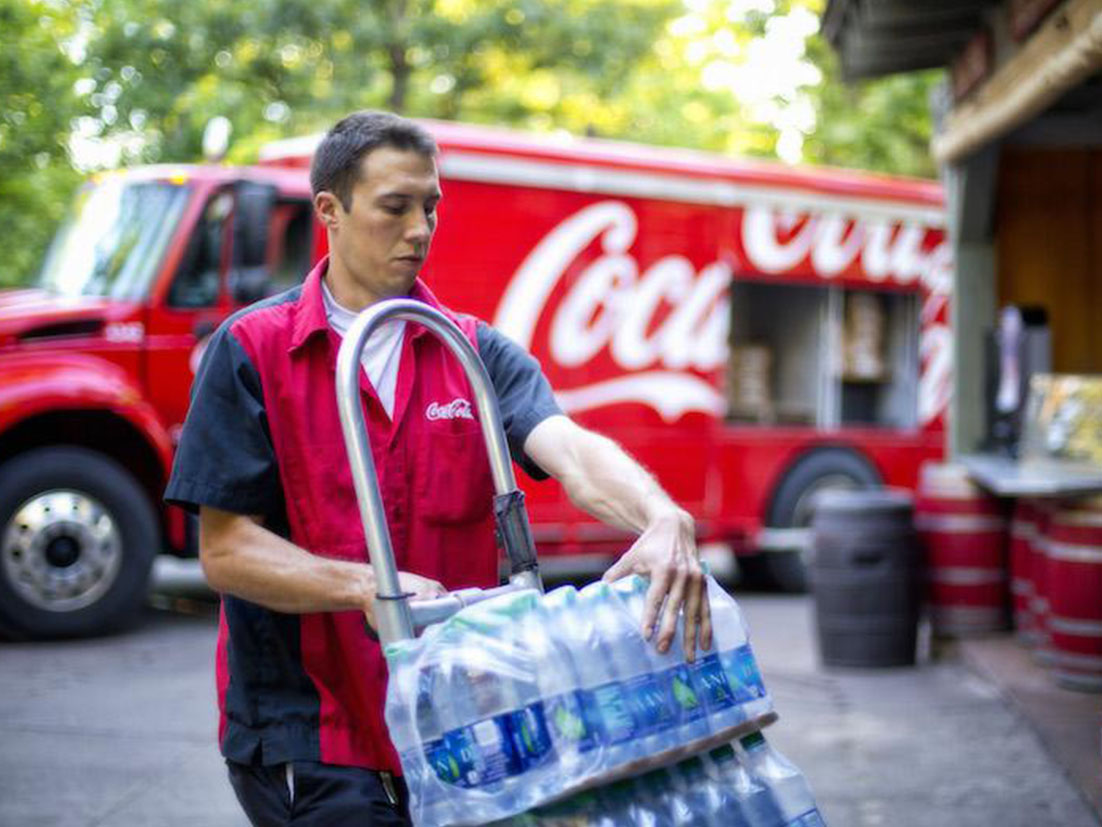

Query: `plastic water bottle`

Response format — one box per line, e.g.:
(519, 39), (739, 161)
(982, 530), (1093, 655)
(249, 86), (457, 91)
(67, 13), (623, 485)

(487, 589), (597, 806)
(581, 581), (679, 757)
(384, 633), (458, 827)
(383, 641), (425, 818)
(512, 787), (615, 827)
(688, 576), (747, 732)
(544, 586), (638, 770)
(707, 576), (772, 724)
(433, 609), (535, 822)
(671, 756), (723, 827)
(737, 732), (827, 826)
(631, 770), (678, 827)
(611, 576), (711, 744)
(598, 780), (645, 827)
(382, 638), (418, 768)
(706, 742), (778, 826)
(415, 660), (461, 826)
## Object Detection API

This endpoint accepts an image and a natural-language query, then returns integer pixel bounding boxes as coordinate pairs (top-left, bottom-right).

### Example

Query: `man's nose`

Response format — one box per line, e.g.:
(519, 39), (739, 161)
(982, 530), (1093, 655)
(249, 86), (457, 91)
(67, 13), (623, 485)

(405, 211), (432, 243)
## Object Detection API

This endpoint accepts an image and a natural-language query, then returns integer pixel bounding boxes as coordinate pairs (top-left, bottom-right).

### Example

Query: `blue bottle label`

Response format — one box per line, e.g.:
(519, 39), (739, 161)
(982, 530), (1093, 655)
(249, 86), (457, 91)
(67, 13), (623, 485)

(546, 690), (598, 752)
(578, 688), (611, 746)
(443, 715), (521, 788)
(624, 672), (676, 735)
(424, 738), (461, 785)
(591, 681), (639, 744)
(665, 664), (706, 721)
(692, 652), (736, 711)
(507, 702), (554, 769)
(722, 644), (768, 704)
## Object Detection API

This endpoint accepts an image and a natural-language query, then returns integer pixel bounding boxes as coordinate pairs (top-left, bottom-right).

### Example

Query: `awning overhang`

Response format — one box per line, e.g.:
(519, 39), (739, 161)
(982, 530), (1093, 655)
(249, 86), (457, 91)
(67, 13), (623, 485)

(933, 1), (1102, 163)
(822, 0), (996, 81)
(823, 0), (1102, 163)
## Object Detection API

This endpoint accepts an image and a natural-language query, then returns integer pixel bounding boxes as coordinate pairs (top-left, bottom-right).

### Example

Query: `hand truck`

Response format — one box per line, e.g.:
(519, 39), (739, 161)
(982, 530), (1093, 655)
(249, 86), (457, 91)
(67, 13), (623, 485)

(335, 298), (545, 646)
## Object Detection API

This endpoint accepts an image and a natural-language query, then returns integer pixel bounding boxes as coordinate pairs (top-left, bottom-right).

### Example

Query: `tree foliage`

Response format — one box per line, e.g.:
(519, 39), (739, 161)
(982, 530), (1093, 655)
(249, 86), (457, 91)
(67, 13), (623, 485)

(0, 0), (84, 285)
(1, 0), (941, 287)
(800, 31), (941, 179)
(79, 0), (681, 162)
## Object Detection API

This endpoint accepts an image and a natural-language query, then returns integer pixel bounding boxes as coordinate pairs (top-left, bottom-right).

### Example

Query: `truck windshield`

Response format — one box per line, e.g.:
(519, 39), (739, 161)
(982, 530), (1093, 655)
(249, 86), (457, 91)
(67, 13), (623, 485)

(36, 177), (190, 300)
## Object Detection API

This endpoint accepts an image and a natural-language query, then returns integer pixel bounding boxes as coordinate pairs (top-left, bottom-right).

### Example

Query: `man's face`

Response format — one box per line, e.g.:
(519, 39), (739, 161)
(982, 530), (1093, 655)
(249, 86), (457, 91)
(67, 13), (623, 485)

(319, 146), (441, 307)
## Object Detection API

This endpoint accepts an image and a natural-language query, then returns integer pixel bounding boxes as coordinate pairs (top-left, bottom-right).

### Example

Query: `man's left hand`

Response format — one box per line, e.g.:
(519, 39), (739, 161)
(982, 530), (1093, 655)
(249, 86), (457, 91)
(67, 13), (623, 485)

(601, 507), (713, 661)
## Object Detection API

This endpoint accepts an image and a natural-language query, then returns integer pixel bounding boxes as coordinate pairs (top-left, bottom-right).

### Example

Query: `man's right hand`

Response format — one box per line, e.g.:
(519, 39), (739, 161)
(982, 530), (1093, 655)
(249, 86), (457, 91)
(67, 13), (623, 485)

(398, 571), (448, 601)
(363, 570), (447, 631)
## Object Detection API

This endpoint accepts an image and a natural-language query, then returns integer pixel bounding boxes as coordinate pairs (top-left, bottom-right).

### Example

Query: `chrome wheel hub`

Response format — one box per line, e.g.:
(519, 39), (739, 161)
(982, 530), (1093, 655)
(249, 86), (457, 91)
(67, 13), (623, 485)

(2, 490), (123, 612)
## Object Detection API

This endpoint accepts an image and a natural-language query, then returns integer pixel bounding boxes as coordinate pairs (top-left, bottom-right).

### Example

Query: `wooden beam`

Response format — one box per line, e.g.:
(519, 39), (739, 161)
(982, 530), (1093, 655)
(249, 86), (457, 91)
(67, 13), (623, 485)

(945, 146), (1000, 457)
(933, 0), (1102, 163)
(861, 1), (990, 30)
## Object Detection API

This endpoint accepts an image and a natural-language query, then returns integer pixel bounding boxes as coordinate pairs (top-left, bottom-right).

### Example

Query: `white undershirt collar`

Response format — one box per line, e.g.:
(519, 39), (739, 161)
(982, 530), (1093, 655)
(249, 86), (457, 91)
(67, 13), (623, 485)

(321, 278), (406, 419)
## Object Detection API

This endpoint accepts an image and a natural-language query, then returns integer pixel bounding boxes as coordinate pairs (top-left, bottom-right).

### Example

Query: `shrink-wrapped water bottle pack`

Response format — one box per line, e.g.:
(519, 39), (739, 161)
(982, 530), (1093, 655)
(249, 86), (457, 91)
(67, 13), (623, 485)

(385, 574), (823, 826)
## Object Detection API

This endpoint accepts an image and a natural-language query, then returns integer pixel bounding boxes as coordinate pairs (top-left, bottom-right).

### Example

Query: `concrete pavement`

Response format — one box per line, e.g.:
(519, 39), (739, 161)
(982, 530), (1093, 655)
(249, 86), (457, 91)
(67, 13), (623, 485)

(0, 605), (242, 827)
(958, 634), (1102, 821)
(746, 595), (1100, 826)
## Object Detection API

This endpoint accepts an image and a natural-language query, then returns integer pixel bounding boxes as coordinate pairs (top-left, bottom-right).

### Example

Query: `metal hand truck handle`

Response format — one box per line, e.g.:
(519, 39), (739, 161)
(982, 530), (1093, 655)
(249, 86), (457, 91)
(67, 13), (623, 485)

(336, 299), (543, 646)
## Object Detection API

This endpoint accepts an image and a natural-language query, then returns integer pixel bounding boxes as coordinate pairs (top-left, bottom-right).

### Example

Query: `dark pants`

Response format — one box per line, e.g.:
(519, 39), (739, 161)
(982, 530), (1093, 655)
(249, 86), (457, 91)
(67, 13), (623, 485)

(226, 759), (413, 826)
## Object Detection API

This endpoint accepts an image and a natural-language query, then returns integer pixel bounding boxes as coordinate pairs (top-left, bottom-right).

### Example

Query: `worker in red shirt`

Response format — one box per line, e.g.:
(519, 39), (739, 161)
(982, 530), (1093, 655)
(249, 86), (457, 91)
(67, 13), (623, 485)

(166, 110), (711, 826)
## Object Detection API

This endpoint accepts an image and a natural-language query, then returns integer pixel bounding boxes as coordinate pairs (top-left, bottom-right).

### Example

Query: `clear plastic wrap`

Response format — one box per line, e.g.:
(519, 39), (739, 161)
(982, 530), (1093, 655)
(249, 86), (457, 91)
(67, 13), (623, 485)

(384, 575), (777, 826)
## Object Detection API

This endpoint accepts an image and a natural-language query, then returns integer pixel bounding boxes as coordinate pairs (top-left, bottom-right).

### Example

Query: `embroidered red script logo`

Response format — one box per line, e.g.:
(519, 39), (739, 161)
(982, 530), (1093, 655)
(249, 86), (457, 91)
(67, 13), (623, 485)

(426, 398), (474, 421)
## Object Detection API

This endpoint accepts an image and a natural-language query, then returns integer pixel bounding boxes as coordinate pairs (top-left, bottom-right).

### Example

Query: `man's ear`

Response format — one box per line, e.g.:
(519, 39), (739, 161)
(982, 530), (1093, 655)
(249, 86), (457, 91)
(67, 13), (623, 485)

(314, 191), (343, 231)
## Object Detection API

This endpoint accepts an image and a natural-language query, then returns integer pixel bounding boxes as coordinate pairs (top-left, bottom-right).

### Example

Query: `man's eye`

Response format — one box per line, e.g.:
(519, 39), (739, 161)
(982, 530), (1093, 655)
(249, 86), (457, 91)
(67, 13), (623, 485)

(383, 204), (405, 215)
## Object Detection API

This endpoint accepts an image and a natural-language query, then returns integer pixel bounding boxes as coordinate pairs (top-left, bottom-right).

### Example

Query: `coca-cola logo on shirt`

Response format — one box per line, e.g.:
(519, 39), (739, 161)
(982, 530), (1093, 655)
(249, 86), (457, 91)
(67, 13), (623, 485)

(493, 200), (952, 425)
(426, 398), (475, 421)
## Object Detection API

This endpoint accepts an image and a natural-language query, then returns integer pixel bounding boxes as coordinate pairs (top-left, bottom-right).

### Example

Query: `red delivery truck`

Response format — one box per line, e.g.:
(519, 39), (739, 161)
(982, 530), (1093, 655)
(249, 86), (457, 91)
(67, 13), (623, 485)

(0, 120), (950, 638)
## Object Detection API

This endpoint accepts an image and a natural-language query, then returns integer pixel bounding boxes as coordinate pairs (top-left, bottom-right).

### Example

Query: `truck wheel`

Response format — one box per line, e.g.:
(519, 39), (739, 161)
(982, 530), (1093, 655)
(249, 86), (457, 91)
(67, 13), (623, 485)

(748, 448), (882, 593)
(0, 447), (158, 639)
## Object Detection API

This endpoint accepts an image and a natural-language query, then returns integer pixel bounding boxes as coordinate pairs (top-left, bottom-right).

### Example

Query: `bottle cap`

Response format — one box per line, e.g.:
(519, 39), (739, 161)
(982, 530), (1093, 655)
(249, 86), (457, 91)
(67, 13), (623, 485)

(739, 731), (767, 750)
(709, 743), (737, 763)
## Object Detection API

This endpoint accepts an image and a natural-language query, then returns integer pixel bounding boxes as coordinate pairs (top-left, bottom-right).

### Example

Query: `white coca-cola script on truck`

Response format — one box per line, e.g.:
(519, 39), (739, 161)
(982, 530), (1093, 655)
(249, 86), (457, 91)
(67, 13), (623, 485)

(493, 200), (952, 425)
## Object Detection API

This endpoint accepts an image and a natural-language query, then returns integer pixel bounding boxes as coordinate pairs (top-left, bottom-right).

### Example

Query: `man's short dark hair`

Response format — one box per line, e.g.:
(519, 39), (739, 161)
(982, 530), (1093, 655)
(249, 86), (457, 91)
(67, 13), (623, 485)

(310, 111), (437, 210)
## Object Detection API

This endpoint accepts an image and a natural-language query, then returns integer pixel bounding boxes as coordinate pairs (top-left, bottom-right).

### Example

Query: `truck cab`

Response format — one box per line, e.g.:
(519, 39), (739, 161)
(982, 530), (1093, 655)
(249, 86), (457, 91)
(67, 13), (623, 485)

(0, 165), (314, 638)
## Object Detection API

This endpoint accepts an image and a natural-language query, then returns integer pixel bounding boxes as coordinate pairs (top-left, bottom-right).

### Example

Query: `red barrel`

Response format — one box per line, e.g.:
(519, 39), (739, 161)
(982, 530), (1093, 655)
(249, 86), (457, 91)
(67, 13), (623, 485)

(1044, 498), (1102, 692)
(1009, 500), (1040, 645)
(1028, 500), (1056, 664)
(915, 463), (1010, 636)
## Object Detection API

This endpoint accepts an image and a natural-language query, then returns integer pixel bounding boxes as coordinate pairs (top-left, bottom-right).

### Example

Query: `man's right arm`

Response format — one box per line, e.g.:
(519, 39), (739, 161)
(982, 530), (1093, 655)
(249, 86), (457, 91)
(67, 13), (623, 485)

(200, 507), (445, 626)
(200, 507), (375, 615)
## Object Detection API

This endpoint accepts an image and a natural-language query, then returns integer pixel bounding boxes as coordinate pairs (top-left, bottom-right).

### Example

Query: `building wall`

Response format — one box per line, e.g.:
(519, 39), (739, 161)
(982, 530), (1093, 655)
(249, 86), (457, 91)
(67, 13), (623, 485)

(995, 146), (1102, 373)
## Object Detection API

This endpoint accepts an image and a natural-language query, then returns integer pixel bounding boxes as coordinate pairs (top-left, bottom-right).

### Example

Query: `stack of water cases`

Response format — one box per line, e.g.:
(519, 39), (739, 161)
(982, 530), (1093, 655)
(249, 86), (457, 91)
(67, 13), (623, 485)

(385, 575), (823, 825)
(490, 735), (825, 826)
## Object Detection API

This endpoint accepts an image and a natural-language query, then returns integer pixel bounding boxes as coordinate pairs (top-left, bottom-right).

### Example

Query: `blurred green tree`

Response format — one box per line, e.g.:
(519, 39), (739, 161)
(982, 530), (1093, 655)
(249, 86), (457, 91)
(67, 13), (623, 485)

(800, 26), (941, 179)
(0, 0), (85, 286)
(4, 0), (941, 287)
(79, 0), (683, 162)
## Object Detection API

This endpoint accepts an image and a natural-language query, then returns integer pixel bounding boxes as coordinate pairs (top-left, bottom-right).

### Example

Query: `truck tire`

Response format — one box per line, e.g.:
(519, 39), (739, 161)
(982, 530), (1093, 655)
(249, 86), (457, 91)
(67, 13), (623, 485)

(0, 447), (158, 639)
(748, 447), (883, 593)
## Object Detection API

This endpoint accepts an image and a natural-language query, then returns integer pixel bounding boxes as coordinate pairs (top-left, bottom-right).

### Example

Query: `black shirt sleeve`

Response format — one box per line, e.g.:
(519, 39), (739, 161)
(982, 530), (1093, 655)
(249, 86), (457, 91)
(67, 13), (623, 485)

(164, 323), (284, 518)
(476, 321), (562, 481)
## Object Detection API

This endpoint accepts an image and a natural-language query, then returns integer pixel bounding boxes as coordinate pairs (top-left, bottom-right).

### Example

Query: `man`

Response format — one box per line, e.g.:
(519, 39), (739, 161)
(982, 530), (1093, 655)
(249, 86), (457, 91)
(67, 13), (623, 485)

(166, 110), (711, 826)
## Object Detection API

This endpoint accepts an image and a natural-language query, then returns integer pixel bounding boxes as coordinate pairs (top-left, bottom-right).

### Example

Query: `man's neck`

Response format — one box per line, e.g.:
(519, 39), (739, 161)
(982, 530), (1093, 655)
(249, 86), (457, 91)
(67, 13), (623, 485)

(322, 274), (366, 315)
(323, 263), (382, 313)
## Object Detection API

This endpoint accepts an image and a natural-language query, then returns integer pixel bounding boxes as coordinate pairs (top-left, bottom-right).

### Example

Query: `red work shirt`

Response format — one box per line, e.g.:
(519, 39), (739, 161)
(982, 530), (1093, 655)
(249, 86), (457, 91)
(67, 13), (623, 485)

(166, 258), (559, 771)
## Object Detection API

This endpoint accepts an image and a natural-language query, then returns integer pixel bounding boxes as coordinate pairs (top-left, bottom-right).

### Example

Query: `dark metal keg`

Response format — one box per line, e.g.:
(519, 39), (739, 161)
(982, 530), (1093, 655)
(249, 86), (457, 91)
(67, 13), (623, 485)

(811, 488), (920, 667)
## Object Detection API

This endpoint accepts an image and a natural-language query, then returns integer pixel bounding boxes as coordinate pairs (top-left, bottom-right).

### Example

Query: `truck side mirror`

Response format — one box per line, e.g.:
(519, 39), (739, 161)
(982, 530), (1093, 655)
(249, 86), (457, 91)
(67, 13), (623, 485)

(229, 182), (277, 304)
